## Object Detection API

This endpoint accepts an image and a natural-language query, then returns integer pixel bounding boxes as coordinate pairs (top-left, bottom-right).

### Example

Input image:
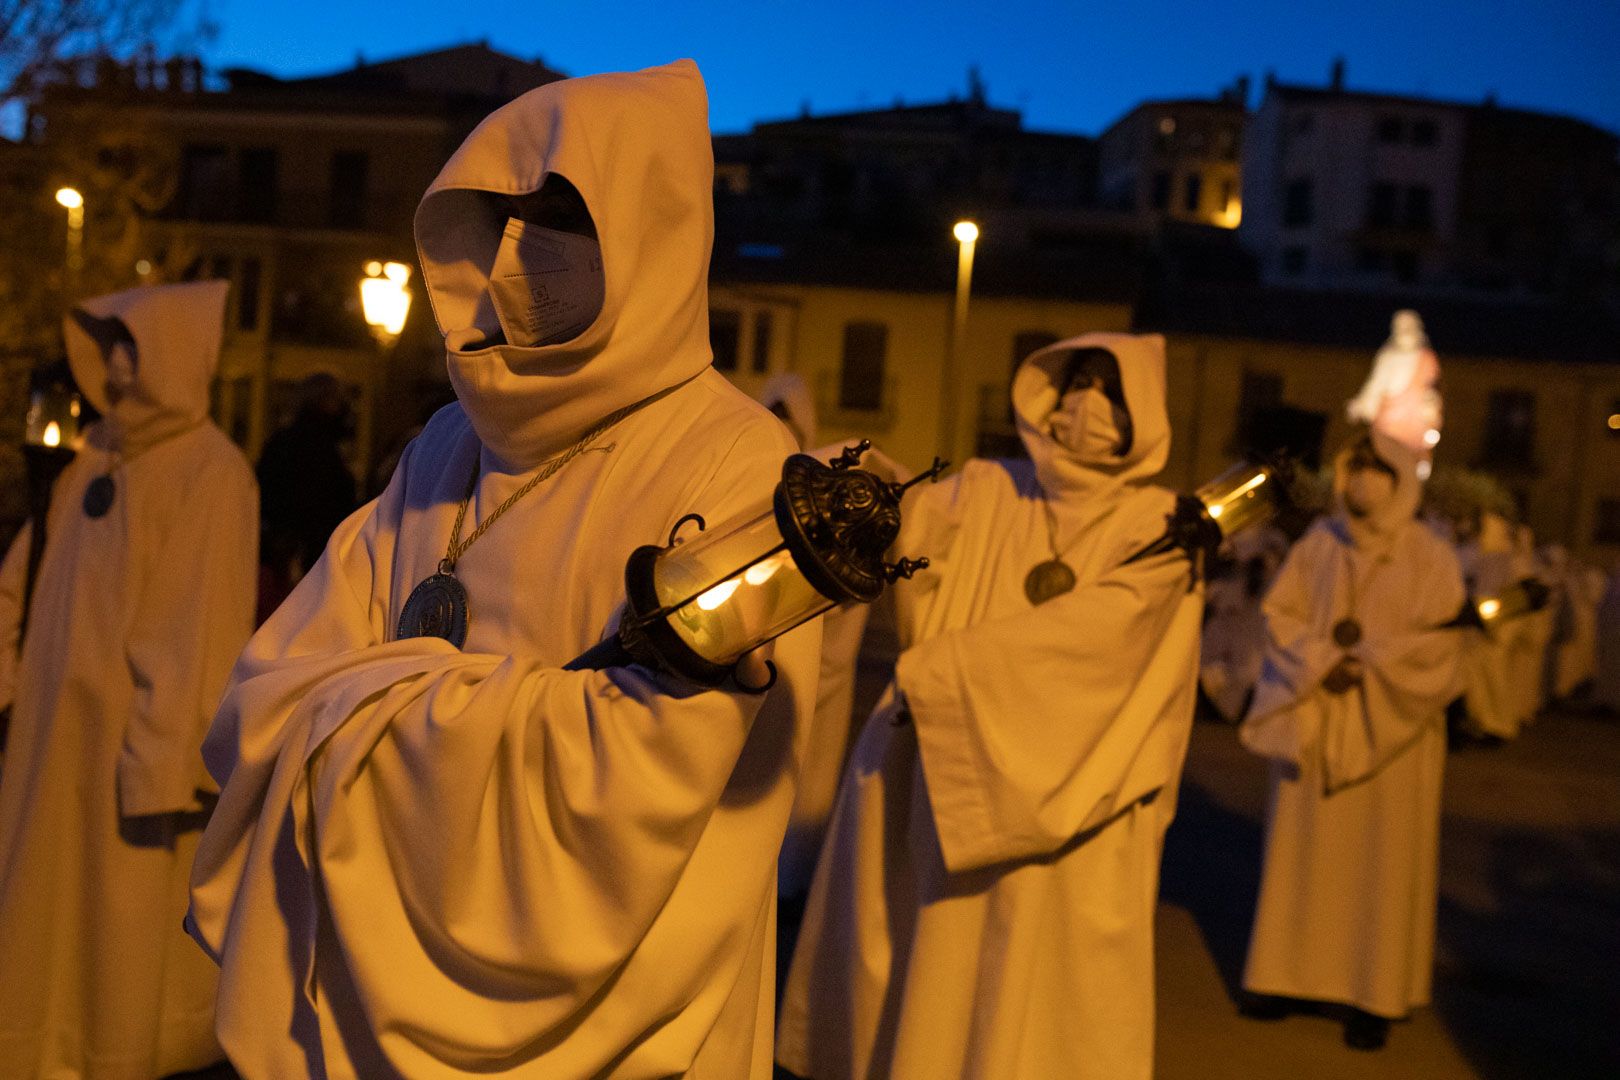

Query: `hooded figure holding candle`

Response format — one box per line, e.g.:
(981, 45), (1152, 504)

(777, 333), (1204, 1080)
(1239, 430), (1465, 1049)
(0, 281), (257, 1078)
(186, 62), (820, 1078)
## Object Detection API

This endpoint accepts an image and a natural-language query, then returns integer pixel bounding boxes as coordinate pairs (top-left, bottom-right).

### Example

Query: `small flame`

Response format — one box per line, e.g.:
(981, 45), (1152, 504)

(696, 578), (741, 611)
(743, 551), (788, 586)
(42, 421), (61, 447)
(1478, 598), (1502, 620)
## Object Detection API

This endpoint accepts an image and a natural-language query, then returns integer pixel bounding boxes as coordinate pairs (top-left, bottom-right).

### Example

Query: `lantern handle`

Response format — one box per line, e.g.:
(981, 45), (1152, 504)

(888, 457), (949, 501)
(666, 513), (707, 549)
(730, 658), (779, 695)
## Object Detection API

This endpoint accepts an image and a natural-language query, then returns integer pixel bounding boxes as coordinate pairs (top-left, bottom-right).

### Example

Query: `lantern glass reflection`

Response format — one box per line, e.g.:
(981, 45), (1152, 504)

(1198, 459), (1279, 538)
(25, 384), (83, 451)
(650, 501), (834, 666)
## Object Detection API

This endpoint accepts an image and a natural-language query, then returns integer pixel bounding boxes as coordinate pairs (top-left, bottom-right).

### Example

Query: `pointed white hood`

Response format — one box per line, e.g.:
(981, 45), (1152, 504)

(1011, 331), (1171, 506)
(63, 280), (229, 454)
(415, 59), (716, 468)
(1331, 428), (1425, 555)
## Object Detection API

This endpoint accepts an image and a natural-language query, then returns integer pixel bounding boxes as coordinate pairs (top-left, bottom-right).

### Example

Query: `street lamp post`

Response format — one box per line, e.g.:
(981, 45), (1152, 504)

(55, 187), (84, 292)
(941, 220), (979, 464)
(358, 260), (415, 484)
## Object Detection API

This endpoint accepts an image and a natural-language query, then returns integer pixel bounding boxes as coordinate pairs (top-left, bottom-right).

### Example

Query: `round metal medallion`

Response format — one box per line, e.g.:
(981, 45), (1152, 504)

(1024, 559), (1077, 606)
(83, 474), (116, 518)
(398, 572), (471, 648)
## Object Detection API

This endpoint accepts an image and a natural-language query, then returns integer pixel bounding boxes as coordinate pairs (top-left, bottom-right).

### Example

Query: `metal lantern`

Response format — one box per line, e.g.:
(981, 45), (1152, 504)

(24, 372), (84, 453)
(19, 362), (86, 645)
(568, 442), (947, 687)
(1448, 577), (1551, 636)
(1125, 456), (1296, 567)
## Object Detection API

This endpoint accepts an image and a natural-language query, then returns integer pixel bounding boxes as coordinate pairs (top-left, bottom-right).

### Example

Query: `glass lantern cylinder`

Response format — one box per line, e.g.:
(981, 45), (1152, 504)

(1125, 456), (1295, 566)
(24, 380), (83, 452)
(570, 444), (946, 687)
(1474, 577), (1551, 635)
(1198, 458), (1286, 539)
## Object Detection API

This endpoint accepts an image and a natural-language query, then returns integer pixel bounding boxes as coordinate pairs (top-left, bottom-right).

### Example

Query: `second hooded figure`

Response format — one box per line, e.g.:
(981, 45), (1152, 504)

(778, 333), (1204, 1080)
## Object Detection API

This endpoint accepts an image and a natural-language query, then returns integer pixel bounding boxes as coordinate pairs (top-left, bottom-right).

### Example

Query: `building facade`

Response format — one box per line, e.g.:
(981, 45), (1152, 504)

(1241, 64), (1620, 299)
(1097, 85), (1248, 229)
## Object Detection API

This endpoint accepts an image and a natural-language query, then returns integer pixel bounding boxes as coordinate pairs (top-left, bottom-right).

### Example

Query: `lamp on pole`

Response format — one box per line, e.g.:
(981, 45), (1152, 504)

(360, 260), (413, 345)
(55, 187), (84, 291)
(357, 259), (415, 483)
(941, 219), (979, 463)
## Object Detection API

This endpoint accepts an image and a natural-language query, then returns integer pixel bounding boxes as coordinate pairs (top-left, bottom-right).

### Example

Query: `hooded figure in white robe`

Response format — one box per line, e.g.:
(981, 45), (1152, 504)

(186, 61), (819, 1079)
(1457, 511), (1531, 740)
(777, 333), (1204, 1080)
(0, 281), (256, 1079)
(1240, 431), (1465, 1035)
(1542, 546), (1603, 703)
(1201, 525), (1290, 722)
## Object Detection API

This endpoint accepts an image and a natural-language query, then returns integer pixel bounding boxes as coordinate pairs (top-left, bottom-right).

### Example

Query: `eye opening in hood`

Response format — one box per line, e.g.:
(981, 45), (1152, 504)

(1055, 345), (1134, 456)
(68, 308), (136, 368)
(486, 172), (598, 240)
(1344, 433), (1396, 479)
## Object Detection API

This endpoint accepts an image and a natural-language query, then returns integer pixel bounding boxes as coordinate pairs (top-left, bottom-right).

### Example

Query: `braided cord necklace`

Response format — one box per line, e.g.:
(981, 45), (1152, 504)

(397, 382), (684, 647)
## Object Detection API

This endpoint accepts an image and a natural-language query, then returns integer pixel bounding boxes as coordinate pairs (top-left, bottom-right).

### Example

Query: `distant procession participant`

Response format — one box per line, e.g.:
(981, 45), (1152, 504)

(1458, 510), (1533, 741)
(186, 61), (819, 1078)
(1200, 525), (1290, 723)
(778, 334), (1205, 1080)
(1239, 431), (1466, 1050)
(0, 282), (258, 1078)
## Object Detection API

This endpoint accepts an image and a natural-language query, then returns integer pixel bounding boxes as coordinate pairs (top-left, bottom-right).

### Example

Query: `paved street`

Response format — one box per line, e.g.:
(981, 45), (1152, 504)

(1157, 709), (1620, 1080)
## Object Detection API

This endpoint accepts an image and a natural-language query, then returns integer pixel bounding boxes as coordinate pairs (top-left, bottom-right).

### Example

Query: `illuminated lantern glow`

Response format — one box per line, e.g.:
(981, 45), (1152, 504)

(1466, 577), (1552, 636)
(25, 380), (84, 452)
(1125, 456), (1295, 567)
(569, 443), (948, 687)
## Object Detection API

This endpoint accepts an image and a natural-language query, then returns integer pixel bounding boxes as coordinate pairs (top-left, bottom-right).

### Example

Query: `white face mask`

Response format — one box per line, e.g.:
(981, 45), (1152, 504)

(1343, 465), (1396, 519)
(486, 217), (605, 348)
(105, 342), (136, 405)
(1048, 385), (1123, 459)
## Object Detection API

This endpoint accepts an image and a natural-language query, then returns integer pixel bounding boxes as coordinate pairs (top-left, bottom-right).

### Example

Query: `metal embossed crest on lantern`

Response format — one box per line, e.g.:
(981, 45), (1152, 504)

(568, 441), (946, 687)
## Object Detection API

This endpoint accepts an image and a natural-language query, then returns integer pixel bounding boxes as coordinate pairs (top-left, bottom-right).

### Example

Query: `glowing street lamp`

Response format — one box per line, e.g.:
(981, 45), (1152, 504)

(360, 260), (413, 344)
(940, 219), (979, 464)
(55, 186), (85, 283)
(566, 442), (948, 688)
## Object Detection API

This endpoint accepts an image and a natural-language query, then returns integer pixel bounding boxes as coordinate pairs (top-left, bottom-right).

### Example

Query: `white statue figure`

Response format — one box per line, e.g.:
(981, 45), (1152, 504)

(1346, 310), (1442, 456)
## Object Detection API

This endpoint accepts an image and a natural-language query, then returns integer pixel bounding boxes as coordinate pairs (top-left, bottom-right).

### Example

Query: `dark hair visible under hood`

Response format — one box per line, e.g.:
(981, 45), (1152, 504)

(68, 309), (137, 364)
(1058, 345), (1134, 456)
(1345, 432), (1397, 479)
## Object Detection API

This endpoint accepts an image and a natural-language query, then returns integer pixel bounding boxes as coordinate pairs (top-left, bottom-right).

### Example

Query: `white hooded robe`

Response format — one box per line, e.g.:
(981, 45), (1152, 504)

(1240, 433), (1465, 1019)
(186, 61), (819, 1079)
(777, 333), (1204, 1080)
(0, 280), (256, 1078)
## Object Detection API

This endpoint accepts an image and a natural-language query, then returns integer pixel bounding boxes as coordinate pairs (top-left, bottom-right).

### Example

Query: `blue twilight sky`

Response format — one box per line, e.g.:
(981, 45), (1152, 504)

(199, 0), (1620, 137)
